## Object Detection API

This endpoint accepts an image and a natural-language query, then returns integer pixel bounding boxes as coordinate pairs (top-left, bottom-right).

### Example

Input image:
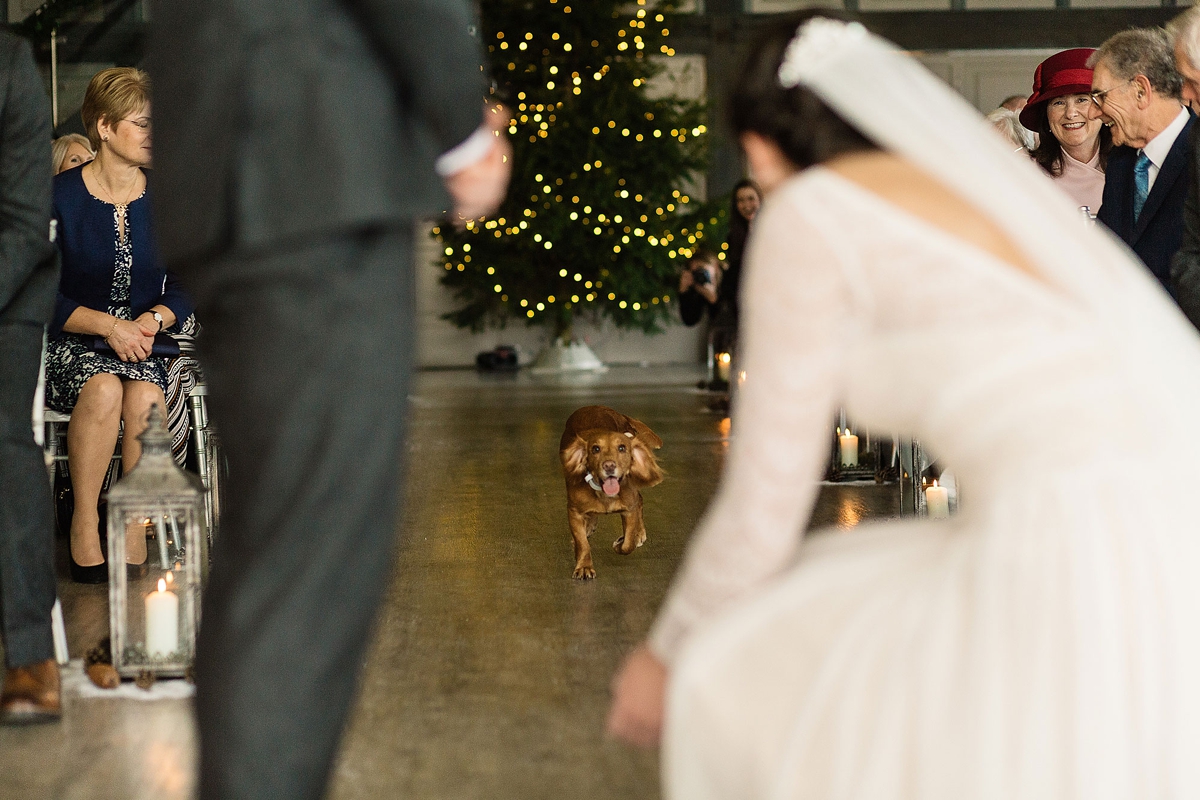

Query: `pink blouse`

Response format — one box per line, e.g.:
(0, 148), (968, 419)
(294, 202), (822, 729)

(1053, 148), (1105, 214)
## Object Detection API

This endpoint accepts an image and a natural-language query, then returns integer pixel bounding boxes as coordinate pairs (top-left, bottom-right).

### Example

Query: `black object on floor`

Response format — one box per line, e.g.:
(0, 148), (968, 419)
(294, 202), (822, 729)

(476, 345), (519, 371)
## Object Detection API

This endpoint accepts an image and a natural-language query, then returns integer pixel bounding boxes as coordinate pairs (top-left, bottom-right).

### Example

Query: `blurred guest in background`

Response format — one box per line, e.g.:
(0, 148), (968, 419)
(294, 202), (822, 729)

(1167, 7), (1200, 328)
(0, 28), (61, 725)
(678, 248), (721, 327)
(987, 107), (1036, 152)
(51, 133), (93, 176)
(1089, 28), (1192, 296)
(1000, 93), (1028, 113)
(715, 179), (761, 330)
(1022, 49), (1111, 213)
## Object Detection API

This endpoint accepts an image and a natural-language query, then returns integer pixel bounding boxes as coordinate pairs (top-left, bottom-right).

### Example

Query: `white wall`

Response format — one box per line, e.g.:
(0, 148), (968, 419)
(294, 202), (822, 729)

(914, 49), (1058, 111)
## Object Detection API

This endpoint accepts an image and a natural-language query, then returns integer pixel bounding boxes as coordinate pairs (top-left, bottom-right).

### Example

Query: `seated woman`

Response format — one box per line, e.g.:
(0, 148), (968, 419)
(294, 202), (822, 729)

(46, 67), (194, 583)
(51, 133), (93, 176)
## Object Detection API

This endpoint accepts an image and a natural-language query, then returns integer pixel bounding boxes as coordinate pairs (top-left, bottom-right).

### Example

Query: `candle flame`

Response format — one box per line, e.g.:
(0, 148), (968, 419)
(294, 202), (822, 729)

(157, 578), (166, 593)
(717, 352), (731, 364)
(932, 479), (939, 488)
(165, 571), (174, 584)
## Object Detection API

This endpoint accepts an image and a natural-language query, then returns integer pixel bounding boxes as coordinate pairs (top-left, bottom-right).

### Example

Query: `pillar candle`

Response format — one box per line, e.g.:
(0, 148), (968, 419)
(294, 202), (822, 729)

(925, 480), (950, 519)
(715, 352), (731, 383)
(145, 578), (179, 658)
(838, 429), (859, 467)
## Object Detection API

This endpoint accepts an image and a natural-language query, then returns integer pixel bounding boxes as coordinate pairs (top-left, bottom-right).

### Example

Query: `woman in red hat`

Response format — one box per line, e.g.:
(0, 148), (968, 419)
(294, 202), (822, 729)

(1022, 48), (1112, 212)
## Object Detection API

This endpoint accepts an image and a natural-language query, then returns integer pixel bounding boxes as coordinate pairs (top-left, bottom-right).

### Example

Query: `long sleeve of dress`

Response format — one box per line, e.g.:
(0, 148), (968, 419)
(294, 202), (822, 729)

(648, 188), (858, 663)
(158, 271), (194, 326)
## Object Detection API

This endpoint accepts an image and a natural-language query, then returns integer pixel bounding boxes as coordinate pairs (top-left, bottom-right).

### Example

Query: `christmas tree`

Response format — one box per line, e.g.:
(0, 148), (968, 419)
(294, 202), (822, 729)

(434, 0), (721, 338)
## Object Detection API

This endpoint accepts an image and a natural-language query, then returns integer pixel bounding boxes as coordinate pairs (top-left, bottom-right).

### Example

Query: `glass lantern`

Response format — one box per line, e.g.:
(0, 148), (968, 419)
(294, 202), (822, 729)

(106, 404), (207, 678)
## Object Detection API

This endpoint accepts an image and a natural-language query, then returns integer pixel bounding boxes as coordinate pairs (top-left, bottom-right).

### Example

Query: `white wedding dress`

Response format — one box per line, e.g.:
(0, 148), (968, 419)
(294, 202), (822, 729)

(648, 21), (1200, 800)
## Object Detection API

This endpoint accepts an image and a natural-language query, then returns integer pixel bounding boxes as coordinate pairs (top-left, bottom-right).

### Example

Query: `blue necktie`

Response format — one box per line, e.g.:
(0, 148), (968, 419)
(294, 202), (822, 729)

(1134, 150), (1152, 221)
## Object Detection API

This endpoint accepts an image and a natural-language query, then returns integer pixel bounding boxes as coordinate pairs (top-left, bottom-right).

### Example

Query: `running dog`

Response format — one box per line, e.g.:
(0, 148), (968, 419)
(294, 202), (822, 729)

(559, 406), (664, 580)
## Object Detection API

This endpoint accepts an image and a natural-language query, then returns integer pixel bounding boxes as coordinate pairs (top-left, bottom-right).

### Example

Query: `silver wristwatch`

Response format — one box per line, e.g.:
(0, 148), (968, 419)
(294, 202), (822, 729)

(152, 311), (165, 332)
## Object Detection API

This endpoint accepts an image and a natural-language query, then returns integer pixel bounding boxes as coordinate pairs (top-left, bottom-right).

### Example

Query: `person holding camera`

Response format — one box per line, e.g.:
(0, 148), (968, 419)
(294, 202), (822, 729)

(678, 249), (721, 327)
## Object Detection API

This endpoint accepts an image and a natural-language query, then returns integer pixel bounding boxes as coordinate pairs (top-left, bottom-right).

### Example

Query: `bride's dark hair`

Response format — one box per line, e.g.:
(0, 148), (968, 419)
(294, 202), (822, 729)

(730, 11), (879, 170)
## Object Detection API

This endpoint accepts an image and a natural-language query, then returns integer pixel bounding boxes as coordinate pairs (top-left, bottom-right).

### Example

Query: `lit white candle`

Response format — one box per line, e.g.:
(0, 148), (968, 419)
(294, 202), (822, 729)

(925, 479), (950, 519)
(838, 428), (859, 467)
(715, 352), (731, 382)
(145, 578), (178, 658)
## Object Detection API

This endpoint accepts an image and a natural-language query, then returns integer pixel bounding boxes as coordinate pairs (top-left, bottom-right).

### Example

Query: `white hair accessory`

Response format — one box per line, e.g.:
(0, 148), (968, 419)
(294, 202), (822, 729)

(777, 18), (869, 89)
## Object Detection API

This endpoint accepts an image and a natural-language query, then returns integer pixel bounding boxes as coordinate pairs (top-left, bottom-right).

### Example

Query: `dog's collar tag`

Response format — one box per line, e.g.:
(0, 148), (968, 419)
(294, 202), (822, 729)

(584, 472), (604, 492)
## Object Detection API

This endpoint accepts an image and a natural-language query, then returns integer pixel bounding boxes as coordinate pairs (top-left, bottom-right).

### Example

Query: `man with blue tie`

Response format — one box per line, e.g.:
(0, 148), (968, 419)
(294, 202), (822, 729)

(1089, 28), (1194, 297)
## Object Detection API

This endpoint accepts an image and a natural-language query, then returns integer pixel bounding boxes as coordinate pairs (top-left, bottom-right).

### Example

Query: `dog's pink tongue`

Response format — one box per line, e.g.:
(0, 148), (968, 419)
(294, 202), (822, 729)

(603, 477), (621, 496)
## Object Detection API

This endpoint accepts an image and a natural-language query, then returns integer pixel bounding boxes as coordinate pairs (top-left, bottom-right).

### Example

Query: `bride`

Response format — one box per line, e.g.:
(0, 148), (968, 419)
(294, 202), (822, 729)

(607, 12), (1200, 799)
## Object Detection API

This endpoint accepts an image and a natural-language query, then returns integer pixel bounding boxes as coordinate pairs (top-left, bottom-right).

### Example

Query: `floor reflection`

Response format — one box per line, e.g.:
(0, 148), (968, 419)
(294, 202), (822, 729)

(0, 365), (904, 800)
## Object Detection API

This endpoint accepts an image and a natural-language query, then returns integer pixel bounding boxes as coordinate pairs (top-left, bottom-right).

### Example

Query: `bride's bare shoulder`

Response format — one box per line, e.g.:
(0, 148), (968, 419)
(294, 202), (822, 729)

(822, 151), (1039, 277)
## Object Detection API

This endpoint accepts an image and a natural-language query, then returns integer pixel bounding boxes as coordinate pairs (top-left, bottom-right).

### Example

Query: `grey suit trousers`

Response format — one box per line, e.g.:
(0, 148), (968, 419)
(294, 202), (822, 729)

(192, 228), (413, 800)
(0, 322), (56, 669)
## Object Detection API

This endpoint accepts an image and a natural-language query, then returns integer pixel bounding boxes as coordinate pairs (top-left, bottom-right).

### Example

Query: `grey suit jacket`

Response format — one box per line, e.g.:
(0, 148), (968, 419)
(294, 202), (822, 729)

(148, 0), (485, 269)
(0, 30), (57, 326)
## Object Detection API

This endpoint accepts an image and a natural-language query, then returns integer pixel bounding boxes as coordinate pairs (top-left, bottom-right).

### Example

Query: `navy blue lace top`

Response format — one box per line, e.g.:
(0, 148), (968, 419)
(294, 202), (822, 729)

(50, 165), (193, 336)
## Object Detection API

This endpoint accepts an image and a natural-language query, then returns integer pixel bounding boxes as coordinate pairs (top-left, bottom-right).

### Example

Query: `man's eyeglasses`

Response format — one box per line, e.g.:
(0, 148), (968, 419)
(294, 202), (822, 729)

(1089, 81), (1133, 108)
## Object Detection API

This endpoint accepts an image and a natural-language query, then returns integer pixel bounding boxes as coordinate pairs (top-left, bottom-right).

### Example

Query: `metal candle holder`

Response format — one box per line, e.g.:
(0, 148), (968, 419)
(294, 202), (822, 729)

(106, 404), (207, 678)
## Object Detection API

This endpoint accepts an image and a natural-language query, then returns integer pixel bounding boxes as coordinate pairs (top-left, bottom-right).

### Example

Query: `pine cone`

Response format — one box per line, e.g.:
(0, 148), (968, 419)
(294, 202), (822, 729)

(84, 637), (113, 667)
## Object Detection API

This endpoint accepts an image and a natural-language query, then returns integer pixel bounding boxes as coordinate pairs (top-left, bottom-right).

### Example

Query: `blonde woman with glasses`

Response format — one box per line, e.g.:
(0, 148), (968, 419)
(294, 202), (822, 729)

(44, 67), (193, 583)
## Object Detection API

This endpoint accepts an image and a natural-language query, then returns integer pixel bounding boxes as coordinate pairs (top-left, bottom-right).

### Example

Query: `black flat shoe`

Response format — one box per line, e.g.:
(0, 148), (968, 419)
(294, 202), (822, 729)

(69, 553), (107, 584)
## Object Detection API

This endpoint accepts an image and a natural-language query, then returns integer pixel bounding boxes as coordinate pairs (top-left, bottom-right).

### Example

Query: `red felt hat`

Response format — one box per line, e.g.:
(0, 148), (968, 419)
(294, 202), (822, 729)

(1019, 48), (1097, 131)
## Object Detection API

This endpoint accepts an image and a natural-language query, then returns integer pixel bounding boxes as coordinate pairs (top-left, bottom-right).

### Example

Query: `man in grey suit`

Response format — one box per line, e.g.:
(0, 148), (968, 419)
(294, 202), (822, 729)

(1169, 7), (1200, 327)
(148, 2), (510, 797)
(0, 29), (61, 725)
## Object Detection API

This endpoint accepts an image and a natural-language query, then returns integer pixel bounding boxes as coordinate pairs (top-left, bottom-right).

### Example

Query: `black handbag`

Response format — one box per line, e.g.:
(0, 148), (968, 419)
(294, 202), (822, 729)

(90, 332), (181, 358)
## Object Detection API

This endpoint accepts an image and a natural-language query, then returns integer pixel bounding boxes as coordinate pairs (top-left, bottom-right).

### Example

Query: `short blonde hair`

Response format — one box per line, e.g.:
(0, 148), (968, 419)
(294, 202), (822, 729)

(80, 67), (150, 151)
(51, 133), (93, 174)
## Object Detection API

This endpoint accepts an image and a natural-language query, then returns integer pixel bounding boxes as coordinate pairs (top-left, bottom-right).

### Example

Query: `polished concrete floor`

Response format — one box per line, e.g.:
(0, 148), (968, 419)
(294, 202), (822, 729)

(0, 365), (900, 800)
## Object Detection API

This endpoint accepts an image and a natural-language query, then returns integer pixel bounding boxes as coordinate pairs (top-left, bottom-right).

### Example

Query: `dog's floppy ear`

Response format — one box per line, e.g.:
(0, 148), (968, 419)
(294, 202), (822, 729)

(561, 435), (589, 477)
(624, 417), (663, 450)
(629, 438), (664, 487)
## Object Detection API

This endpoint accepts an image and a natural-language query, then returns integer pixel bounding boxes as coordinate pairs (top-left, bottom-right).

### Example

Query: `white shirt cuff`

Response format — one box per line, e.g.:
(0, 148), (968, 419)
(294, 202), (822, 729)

(435, 125), (494, 177)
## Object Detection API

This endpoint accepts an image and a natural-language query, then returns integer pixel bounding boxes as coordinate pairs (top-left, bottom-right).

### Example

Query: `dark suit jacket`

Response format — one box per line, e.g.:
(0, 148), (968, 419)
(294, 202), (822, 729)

(1098, 114), (1195, 296)
(0, 30), (57, 326)
(147, 0), (486, 270)
(1170, 122), (1200, 328)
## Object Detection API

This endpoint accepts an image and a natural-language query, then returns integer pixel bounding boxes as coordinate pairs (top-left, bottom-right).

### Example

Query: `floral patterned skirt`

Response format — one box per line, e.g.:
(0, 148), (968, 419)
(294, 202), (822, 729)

(45, 333), (168, 413)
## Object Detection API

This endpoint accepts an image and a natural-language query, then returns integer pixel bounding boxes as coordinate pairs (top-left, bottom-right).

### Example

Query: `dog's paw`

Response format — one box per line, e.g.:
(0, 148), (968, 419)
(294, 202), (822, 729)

(614, 536), (639, 554)
(573, 565), (597, 580)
